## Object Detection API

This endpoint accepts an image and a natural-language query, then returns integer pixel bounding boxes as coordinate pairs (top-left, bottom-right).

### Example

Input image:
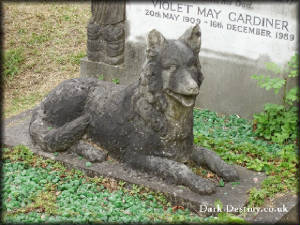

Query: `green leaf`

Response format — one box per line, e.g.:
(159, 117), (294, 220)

(286, 87), (299, 105)
(112, 78), (120, 84)
(251, 74), (264, 81)
(214, 199), (223, 209)
(265, 62), (281, 74)
(219, 179), (225, 187)
(98, 75), (104, 81)
(85, 162), (92, 167)
(288, 70), (298, 78)
(231, 181), (240, 186)
(288, 54), (299, 74)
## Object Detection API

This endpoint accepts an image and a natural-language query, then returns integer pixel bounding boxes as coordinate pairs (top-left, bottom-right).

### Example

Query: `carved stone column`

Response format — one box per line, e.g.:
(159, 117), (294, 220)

(87, 0), (125, 65)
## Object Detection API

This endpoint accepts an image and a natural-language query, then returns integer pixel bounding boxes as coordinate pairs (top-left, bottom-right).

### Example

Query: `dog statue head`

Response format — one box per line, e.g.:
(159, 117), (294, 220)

(143, 25), (204, 108)
(132, 25), (204, 156)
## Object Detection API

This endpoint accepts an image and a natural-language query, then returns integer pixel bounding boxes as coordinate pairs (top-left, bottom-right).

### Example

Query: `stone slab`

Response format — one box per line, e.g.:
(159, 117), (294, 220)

(246, 193), (299, 224)
(80, 57), (124, 81)
(4, 108), (286, 221)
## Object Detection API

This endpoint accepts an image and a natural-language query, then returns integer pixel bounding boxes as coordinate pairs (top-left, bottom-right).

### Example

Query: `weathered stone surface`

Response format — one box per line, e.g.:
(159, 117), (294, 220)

(42, 78), (97, 127)
(28, 25), (241, 195)
(4, 110), (267, 218)
(80, 57), (124, 80)
(245, 193), (299, 224)
(70, 140), (107, 163)
(90, 0), (125, 25)
(192, 147), (239, 182)
(80, 41), (146, 85)
(87, 0), (125, 64)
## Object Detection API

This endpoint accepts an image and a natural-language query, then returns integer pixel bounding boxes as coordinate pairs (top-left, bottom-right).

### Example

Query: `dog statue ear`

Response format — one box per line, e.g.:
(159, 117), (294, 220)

(179, 25), (201, 54)
(146, 29), (166, 56)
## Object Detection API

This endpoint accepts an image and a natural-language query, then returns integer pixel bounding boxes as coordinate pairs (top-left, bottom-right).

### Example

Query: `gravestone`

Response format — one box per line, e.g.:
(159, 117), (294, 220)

(80, 0), (298, 118)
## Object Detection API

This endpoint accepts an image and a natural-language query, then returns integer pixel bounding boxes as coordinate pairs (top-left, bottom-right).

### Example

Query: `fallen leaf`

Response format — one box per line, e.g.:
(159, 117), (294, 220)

(172, 205), (184, 212)
(207, 172), (214, 178)
(252, 123), (257, 132)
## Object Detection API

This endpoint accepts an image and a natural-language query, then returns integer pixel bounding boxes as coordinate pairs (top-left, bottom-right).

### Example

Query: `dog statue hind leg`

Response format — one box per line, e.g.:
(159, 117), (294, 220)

(29, 78), (107, 162)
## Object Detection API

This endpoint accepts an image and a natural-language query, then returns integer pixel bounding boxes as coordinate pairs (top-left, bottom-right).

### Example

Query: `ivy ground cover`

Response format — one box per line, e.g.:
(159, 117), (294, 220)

(2, 145), (207, 223)
(3, 145), (245, 223)
(193, 109), (299, 207)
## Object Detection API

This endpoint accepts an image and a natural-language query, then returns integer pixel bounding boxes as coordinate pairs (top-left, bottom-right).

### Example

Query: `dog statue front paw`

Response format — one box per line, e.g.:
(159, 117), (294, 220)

(218, 164), (239, 182)
(186, 176), (216, 195)
(192, 147), (240, 182)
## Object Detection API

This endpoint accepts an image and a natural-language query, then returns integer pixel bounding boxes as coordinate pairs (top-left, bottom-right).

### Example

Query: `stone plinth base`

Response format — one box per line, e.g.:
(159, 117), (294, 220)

(80, 57), (124, 82)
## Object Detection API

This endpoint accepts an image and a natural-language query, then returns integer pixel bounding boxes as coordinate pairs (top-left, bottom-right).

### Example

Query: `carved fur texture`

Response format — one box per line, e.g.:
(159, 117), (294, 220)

(29, 25), (238, 195)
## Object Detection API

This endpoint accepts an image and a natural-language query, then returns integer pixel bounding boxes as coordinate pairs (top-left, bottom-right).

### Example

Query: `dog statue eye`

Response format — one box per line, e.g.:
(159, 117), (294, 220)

(167, 65), (177, 71)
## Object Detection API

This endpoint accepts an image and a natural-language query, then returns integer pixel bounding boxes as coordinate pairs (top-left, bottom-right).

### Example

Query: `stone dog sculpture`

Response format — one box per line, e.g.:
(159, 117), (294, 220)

(29, 25), (239, 195)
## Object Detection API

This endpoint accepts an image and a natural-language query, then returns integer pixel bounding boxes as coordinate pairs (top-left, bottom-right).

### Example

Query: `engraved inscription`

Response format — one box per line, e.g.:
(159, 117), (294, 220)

(143, 0), (295, 42)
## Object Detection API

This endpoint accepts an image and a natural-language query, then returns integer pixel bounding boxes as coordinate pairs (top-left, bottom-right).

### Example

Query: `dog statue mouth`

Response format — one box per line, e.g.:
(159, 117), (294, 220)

(165, 89), (197, 107)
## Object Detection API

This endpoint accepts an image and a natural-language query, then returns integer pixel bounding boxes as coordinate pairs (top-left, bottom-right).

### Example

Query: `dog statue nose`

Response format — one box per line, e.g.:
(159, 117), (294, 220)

(189, 87), (199, 95)
(186, 79), (199, 95)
